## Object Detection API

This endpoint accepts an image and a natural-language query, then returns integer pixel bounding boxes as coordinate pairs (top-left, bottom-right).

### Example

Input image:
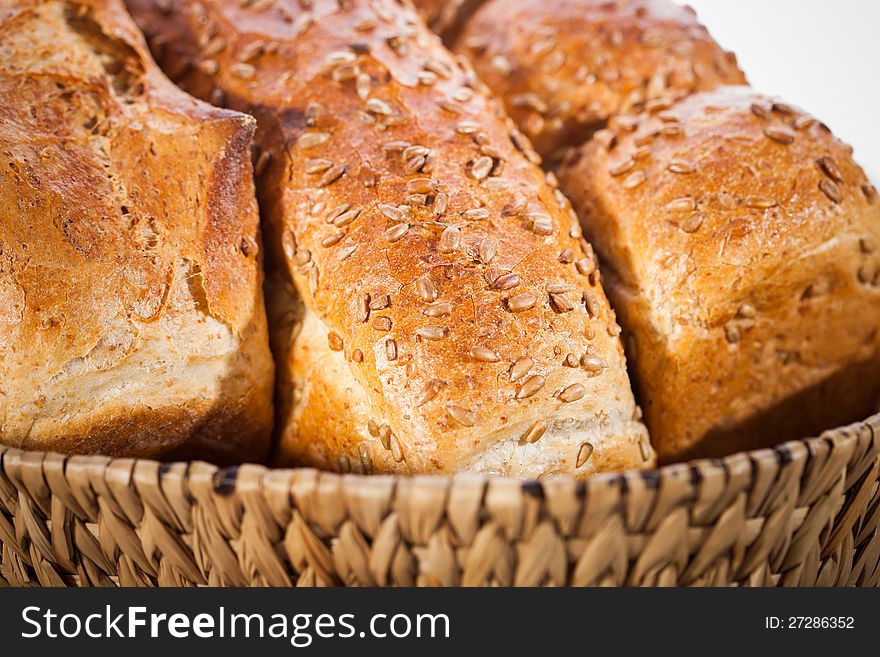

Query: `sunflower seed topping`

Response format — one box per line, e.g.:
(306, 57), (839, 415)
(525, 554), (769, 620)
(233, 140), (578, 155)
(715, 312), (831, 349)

(668, 160), (695, 174)
(423, 302), (453, 317)
(439, 225), (462, 252)
(446, 404), (475, 427)
(666, 197), (696, 213)
(819, 179), (842, 203)
(558, 383), (585, 403)
(764, 125), (795, 144)
(416, 326), (448, 341)
(521, 420), (548, 445)
(491, 271), (520, 290)
(385, 338), (397, 361)
(510, 356), (533, 382)
(416, 379), (445, 406)
(415, 275), (438, 301)
(817, 156), (843, 182)
(372, 316), (392, 331)
(470, 156), (494, 180)
(516, 375), (546, 399)
(297, 132), (330, 149)
(508, 293), (538, 312)
(576, 442), (594, 467)
(470, 345), (500, 362)
(384, 223), (409, 242)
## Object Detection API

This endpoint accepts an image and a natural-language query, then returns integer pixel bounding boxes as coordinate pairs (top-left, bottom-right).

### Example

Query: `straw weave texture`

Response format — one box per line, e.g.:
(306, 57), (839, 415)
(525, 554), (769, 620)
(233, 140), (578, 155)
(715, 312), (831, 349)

(1, 414), (878, 587)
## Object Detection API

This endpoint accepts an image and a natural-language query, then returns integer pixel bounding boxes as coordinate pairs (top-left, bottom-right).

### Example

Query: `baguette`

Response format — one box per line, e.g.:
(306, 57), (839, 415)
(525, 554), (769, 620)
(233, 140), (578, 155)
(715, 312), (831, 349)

(420, 0), (746, 164)
(559, 87), (880, 461)
(127, 0), (653, 476)
(0, 0), (274, 462)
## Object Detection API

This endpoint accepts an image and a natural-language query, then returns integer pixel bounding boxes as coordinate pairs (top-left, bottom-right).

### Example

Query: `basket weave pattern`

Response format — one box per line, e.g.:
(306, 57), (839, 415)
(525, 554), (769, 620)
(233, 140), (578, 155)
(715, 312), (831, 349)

(1, 415), (878, 587)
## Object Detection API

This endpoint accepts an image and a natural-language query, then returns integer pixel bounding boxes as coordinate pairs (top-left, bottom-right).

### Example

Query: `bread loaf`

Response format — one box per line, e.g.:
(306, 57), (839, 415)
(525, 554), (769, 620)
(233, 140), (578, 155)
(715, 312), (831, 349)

(127, 0), (653, 476)
(559, 86), (880, 461)
(0, 0), (274, 462)
(420, 0), (746, 164)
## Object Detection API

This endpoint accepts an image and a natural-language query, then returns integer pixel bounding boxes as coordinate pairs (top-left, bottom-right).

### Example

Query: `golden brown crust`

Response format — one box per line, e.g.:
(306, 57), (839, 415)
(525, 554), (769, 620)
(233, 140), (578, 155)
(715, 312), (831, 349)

(0, 0), (274, 463)
(447, 0), (746, 164)
(559, 86), (880, 461)
(409, 0), (485, 41)
(128, 0), (652, 477)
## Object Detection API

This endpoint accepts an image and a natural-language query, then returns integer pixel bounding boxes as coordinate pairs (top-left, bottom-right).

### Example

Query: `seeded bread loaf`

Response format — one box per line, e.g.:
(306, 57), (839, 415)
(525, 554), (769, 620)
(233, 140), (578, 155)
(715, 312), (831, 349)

(0, 0), (274, 462)
(421, 0), (746, 164)
(127, 0), (653, 477)
(559, 86), (880, 462)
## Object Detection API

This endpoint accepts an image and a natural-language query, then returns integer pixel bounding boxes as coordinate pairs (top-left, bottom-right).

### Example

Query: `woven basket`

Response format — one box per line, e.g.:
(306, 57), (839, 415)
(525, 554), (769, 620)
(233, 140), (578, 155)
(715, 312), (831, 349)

(1, 413), (878, 587)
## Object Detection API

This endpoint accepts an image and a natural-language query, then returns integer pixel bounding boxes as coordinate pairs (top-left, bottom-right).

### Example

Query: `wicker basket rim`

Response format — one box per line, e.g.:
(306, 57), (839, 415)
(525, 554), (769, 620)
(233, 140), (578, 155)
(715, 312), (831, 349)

(2, 412), (877, 492)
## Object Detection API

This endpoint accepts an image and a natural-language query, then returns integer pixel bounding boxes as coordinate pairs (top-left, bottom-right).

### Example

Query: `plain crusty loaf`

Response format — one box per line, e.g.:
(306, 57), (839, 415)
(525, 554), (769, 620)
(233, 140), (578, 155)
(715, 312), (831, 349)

(559, 86), (880, 462)
(425, 0), (746, 164)
(127, 0), (653, 477)
(0, 0), (274, 462)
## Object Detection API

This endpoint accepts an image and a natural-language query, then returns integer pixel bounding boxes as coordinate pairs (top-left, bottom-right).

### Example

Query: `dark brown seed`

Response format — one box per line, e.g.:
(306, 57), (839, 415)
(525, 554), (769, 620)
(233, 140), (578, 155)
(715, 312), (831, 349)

(423, 302), (453, 317)
(445, 404), (475, 428)
(416, 379), (445, 406)
(576, 442), (594, 467)
(415, 275), (438, 301)
(491, 271), (520, 290)
(750, 103), (772, 121)
(372, 316), (392, 331)
(764, 125), (795, 144)
(520, 420), (547, 445)
(509, 356), (533, 382)
(771, 102), (796, 115)
(559, 383), (585, 403)
(470, 345), (500, 362)
(516, 374), (545, 399)
(328, 331), (343, 351)
(862, 184), (878, 204)
(550, 293), (574, 313)
(817, 156), (843, 183)
(508, 293), (538, 312)
(819, 179), (842, 203)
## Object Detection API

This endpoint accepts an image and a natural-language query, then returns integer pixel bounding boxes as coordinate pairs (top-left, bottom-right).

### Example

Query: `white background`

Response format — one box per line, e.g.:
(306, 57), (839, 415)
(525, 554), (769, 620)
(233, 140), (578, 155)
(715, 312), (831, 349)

(685, 0), (879, 181)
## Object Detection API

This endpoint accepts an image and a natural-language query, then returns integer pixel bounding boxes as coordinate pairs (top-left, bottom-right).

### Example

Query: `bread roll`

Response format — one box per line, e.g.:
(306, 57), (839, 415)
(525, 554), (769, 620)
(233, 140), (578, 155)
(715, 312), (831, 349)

(128, 0), (652, 476)
(559, 86), (880, 462)
(0, 0), (273, 462)
(438, 0), (746, 164)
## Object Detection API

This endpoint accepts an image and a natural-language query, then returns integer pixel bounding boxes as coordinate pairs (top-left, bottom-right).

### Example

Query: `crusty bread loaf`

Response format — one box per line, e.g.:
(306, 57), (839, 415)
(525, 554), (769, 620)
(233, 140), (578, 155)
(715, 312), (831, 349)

(559, 86), (880, 462)
(432, 0), (746, 164)
(128, 0), (653, 477)
(0, 0), (274, 462)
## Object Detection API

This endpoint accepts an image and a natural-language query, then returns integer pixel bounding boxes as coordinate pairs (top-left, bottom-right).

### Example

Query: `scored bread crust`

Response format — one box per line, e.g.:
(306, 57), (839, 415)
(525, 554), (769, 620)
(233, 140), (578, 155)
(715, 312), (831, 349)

(0, 0), (274, 462)
(127, 0), (652, 477)
(559, 86), (880, 462)
(441, 0), (746, 164)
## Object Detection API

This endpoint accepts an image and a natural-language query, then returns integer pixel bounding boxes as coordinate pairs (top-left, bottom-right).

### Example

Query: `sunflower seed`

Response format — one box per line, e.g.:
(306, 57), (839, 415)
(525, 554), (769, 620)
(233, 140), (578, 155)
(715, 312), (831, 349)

(367, 419), (380, 437)
(293, 249), (311, 266)
(416, 379), (445, 406)
(479, 237), (498, 264)
(338, 244), (358, 260)
(230, 62), (256, 79)
(464, 208), (490, 221)
(370, 295), (390, 310)
(333, 208), (361, 226)
(455, 120), (481, 134)
(510, 356), (533, 382)
(863, 184), (878, 204)
(764, 125), (795, 144)
(666, 197), (696, 212)
(608, 157), (636, 177)
(576, 442), (594, 467)
(297, 132), (330, 149)
(575, 258), (596, 276)
(558, 383), (585, 403)
(306, 158), (333, 174)
(491, 271), (520, 290)
(439, 225), (462, 252)
(470, 345), (500, 362)
(550, 293), (574, 313)
(516, 374), (546, 399)
(328, 331), (343, 351)
(385, 338), (397, 361)
(680, 213), (705, 233)
(819, 179), (842, 203)
(366, 98), (392, 115)
(321, 231), (345, 247)
(384, 223), (409, 242)
(378, 203), (407, 222)
(750, 103), (772, 121)
(470, 156), (494, 180)
(772, 102), (796, 115)
(416, 326), (447, 341)
(508, 293), (538, 312)
(415, 275), (438, 301)
(564, 353), (579, 368)
(559, 248), (574, 264)
(622, 170), (646, 189)
(581, 355), (606, 373)
(372, 316), (392, 331)
(433, 192), (449, 215)
(817, 156), (843, 183)
(741, 194), (776, 209)
(423, 302), (453, 317)
(521, 420), (548, 445)
(446, 404), (475, 427)
(318, 164), (346, 187)
(390, 434), (405, 462)
(583, 291), (600, 317)
(667, 160), (695, 174)
(378, 423), (391, 449)
(357, 293), (370, 323)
